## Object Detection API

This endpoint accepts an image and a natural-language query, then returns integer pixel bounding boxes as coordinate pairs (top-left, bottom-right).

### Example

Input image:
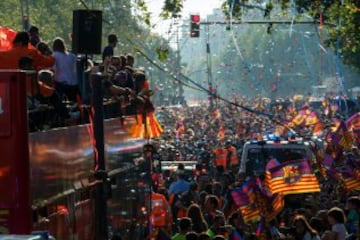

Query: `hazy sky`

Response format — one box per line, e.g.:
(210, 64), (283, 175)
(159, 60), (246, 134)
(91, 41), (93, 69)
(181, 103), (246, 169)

(146, 0), (223, 35)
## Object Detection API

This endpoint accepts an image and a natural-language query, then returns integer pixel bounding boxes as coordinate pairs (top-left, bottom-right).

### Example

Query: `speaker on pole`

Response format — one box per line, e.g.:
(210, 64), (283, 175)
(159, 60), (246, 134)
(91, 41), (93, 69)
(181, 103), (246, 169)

(72, 10), (102, 54)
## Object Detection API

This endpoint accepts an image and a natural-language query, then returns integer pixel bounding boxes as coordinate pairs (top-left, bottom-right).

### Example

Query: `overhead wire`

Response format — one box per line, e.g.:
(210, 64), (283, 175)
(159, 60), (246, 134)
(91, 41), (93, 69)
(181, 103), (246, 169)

(89, 0), (296, 134)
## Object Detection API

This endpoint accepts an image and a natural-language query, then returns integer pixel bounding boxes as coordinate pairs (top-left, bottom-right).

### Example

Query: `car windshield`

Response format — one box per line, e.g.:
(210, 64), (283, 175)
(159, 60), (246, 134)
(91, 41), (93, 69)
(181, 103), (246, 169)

(245, 147), (308, 176)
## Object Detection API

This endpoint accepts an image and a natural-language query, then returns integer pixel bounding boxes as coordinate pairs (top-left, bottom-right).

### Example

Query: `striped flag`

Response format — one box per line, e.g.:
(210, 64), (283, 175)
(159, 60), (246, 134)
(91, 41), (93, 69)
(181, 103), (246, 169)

(231, 178), (284, 223)
(336, 165), (360, 191)
(231, 181), (261, 223)
(265, 159), (320, 195)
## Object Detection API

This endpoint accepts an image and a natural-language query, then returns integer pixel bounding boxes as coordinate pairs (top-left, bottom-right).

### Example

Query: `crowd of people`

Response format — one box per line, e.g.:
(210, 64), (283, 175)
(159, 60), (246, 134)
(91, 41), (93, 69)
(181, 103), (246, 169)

(138, 97), (359, 240)
(0, 29), (154, 131)
(0, 28), (359, 240)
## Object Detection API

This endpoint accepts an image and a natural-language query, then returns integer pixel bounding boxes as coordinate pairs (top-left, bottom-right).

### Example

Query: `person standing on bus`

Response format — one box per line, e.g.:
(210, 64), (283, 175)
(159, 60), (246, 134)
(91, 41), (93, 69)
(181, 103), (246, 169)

(102, 34), (118, 71)
(52, 37), (80, 103)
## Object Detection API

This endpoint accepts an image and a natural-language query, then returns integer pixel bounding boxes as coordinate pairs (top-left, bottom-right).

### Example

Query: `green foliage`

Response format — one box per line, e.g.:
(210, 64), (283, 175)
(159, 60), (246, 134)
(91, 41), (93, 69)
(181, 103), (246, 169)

(160, 0), (183, 19)
(156, 47), (170, 62)
(325, 2), (360, 68)
(216, 0), (360, 70)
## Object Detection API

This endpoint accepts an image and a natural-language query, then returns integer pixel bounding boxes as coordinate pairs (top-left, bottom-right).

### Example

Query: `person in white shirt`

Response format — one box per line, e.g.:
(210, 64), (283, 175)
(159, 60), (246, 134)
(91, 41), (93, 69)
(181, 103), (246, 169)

(52, 37), (80, 103)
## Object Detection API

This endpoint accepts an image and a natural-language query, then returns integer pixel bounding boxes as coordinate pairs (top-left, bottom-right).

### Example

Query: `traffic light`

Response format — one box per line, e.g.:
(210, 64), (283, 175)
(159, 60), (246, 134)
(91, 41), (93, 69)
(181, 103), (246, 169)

(190, 14), (200, 38)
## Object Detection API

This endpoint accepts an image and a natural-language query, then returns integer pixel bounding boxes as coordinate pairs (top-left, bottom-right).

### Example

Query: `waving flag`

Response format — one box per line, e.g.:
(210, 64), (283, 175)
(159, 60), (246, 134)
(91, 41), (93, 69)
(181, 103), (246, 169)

(231, 180), (261, 223)
(289, 106), (322, 135)
(231, 177), (284, 223)
(346, 112), (360, 146)
(346, 112), (360, 131)
(327, 119), (353, 149)
(265, 159), (320, 195)
(0, 26), (17, 51)
(335, 165), (360, 191)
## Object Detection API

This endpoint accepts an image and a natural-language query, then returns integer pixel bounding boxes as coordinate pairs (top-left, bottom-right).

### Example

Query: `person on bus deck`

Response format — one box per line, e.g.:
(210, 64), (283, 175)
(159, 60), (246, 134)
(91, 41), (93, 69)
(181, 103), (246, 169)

(0, 31), (54, 71)
(102, 34), (118, 68)
(52, 37), (81, 104)
(36, 41), (53, 56)
(20, 57), (72, 123)
(29, 26), (41, 48)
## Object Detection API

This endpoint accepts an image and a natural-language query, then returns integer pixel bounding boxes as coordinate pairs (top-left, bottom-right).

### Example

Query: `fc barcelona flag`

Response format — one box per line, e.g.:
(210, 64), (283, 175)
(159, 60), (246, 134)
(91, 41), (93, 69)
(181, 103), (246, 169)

(265, 159), (320, 195)
(231, 181), (261, 223)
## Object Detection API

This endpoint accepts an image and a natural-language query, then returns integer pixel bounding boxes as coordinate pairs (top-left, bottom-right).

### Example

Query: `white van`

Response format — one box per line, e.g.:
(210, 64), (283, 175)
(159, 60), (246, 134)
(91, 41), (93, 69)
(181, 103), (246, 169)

(238, 136), (316, 177)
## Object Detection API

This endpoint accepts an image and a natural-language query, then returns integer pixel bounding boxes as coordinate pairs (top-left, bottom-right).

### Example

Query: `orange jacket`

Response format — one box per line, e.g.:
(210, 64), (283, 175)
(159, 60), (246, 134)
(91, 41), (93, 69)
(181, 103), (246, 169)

(0, 46), (55, 97)
(214, 148), (227, 168)
(150, 192), (172, 228)
(0, 46), (55, 71)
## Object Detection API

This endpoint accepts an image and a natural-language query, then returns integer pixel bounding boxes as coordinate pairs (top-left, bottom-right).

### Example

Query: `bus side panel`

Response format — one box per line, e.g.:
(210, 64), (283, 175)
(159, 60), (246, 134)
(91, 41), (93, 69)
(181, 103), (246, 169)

(29, 117), (145, 239)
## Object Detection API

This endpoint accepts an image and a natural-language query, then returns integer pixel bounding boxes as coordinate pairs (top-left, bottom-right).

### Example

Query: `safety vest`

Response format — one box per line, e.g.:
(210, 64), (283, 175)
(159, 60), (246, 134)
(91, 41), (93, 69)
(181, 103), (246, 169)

(150, 192), (171, 228)
(227, 146), (239, 166)
(214, 148), (227, 168)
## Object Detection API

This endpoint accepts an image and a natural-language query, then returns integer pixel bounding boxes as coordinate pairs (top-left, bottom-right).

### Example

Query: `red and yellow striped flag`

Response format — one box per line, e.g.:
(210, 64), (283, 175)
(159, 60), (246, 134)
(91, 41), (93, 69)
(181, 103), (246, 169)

(265, 159), (320, 195)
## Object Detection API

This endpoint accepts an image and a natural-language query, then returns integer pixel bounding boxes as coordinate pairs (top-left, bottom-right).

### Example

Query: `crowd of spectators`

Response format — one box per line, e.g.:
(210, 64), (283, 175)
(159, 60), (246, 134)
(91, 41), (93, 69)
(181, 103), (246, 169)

(137, 98), (360, 239)
(0, 29), (359, 240)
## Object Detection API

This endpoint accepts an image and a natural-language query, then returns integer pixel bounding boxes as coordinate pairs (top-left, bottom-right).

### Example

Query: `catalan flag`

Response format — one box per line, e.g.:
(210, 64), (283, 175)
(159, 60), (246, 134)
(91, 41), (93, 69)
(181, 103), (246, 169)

(265, 159), (320, 195)
(129, 112), (163, 139)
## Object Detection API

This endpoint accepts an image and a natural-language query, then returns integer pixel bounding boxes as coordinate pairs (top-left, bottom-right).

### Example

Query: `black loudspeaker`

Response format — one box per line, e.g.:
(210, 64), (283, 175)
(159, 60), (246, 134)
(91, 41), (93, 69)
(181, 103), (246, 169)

(72, 10), (102, 54)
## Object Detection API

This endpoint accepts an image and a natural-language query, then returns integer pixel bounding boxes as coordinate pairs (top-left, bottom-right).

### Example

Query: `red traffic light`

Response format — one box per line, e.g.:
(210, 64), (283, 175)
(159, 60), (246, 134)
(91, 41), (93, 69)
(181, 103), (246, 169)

(191, 14), (200, 23)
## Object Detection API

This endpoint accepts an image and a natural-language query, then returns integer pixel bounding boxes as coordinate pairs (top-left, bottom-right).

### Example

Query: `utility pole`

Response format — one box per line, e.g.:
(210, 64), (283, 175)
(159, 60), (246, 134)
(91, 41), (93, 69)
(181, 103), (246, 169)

(205, 24), (214, 109)
(176, 22), (184, 105)
(20, 0), (30, 31)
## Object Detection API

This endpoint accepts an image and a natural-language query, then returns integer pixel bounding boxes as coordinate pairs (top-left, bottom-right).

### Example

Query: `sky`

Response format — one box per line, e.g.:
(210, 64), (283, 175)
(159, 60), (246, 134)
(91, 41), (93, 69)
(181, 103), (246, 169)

(146, 0), (223, 35)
